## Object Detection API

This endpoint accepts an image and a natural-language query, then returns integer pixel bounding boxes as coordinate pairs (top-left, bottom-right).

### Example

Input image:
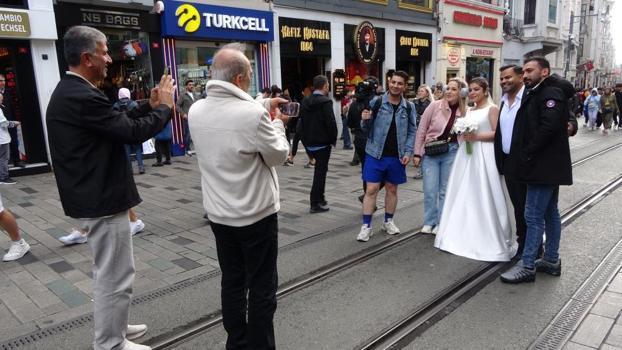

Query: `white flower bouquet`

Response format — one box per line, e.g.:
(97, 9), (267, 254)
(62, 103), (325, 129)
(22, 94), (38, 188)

(451, 117), (479, 155)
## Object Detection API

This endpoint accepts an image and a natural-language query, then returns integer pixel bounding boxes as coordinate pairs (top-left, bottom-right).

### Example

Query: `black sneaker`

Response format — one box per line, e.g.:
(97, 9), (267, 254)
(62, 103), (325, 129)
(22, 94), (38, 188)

(535, 258), (561, 276)
(153, 162), (163, 167)
(500, 262), (536, 284)
(309, 206), (329, 213)
(163, 160), (172, 165)
(0, 178), (17, 185)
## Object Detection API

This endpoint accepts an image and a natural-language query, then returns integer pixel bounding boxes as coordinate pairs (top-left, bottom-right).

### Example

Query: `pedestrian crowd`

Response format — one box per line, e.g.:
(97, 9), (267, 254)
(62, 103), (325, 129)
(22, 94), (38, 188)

(0, 24), (619, 350)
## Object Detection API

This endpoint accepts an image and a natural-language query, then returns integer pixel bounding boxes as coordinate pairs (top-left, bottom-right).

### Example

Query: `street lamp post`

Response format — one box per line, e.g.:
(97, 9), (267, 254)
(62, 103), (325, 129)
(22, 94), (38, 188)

(564, 11), (575, 80)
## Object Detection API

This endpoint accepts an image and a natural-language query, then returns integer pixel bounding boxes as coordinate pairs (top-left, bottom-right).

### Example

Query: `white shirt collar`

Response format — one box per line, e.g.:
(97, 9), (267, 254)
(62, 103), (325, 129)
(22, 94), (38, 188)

(66, 71), (96, 89)
(501, 85), (525, 106)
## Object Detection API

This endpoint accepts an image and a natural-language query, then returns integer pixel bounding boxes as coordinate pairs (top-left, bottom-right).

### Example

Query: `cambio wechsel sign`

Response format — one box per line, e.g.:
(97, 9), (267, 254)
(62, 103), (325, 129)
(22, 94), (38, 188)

(0, 10), (30, 38)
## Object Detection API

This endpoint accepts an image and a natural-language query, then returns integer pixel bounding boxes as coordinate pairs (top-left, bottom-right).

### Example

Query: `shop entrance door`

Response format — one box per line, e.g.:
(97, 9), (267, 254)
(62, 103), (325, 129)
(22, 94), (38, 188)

(397, 61), (423, 99)
(0, 40), (47, 167)
(281, 56), (326, 102)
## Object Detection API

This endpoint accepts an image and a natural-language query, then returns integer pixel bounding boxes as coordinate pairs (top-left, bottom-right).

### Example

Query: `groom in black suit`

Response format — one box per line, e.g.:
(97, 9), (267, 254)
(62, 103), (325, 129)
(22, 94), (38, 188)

(494, 65), (527, 257)
(359, 32), (375, 62)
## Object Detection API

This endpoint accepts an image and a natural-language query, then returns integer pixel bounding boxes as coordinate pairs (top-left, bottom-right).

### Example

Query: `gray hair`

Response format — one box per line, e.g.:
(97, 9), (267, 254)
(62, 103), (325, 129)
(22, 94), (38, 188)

(210, 43), (250, 83)
(63, 26), (107, 67)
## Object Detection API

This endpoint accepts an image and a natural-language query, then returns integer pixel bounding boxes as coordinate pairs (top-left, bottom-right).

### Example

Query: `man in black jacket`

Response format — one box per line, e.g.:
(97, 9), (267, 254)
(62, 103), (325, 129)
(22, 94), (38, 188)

(300, 75), (337, 213)
(46, 26), (174, 350)
(500, 57), (572, 284)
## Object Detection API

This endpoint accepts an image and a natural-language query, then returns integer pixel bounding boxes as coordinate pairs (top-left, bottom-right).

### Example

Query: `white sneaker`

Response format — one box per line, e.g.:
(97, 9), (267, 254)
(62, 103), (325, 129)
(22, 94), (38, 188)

(59, 229), (87, 245)
(432, 226), (438, 235)
(130, 220), (145, 236)
(356, 225), (373, 242)
(127, 324), (148, 340)
(120, 339), (151, 350)
(382, 219), (401, 235)
(421, 225), (434, 234)
(3, 240), (30, 262)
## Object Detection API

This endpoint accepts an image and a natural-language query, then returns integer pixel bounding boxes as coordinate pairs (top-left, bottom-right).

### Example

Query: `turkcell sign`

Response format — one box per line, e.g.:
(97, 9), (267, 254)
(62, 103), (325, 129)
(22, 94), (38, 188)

(161, 0), (274, 42)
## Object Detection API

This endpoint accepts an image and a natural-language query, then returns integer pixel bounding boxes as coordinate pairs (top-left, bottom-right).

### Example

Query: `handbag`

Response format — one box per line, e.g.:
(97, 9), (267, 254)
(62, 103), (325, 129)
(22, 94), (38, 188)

(142, 139), (156, 155)
(424, 139), (449, 156)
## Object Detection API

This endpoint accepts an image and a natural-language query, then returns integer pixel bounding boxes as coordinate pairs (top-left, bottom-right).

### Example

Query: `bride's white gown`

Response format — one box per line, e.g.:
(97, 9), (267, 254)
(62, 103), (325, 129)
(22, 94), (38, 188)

(434, 105), (516, 262)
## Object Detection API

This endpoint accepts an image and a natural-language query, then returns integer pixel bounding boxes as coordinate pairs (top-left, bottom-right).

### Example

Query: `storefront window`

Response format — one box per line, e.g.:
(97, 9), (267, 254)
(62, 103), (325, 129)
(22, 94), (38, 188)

(466, 57), (494, 98)
(175, 41), (258, 98)
(100, 29), (154, 102)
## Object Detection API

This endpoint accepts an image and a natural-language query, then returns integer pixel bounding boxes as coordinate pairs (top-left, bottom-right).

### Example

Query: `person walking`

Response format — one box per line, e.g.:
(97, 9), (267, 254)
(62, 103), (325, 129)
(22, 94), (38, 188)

(411, 84), (434, 179)
(0, 93), (19, 184)
(500, 57), (573, 284)
(0, 74), (24, 168)
(600, 87), (618, 134)
(153, 121), (172, 166)
(299, 75), (338, 213)
(177, 79), (195, 156)
(114, 88), (145, 174)
(584, 88), (600, 130)
(356, 70), (417, 242)
(615, 83), (622, 130)
(414, 78), (468, 234)
(46, 26), (174, 350)
(188, 43), (289, 350)
(1, 192), (30, 261)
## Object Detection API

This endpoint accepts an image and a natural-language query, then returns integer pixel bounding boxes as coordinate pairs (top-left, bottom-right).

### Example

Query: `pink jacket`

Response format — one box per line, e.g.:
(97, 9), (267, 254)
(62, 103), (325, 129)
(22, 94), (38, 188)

(414, 99), (463, 157)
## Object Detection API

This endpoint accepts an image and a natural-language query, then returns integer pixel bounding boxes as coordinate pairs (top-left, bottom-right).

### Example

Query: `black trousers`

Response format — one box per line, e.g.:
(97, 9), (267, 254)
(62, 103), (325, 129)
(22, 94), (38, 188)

(307, 146), (331, 207)
(154, 140), (171, 163)
(504, 173), (527, 254)
(211, 214), (279, 350)
(8, 128), (19, 165)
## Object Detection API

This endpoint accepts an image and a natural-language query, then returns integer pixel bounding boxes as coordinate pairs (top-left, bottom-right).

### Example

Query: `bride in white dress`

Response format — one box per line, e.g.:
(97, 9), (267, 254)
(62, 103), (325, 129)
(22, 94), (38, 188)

(434, 77), (516, 262)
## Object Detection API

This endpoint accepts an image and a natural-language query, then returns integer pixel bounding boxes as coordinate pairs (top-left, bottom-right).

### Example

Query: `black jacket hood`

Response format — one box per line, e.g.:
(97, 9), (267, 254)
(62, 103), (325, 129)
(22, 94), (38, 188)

(546, 74), (575, 99)
(302, 93), (332, 108)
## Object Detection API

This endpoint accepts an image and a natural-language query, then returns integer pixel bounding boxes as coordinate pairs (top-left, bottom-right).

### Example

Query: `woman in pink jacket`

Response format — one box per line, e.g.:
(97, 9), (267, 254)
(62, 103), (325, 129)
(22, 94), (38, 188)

(413, 78), (468, 234)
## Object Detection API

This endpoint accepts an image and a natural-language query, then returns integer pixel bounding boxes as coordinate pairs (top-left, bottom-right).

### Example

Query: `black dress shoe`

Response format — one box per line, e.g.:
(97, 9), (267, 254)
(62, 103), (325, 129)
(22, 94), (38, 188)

(320, 200), (328, 207)
(309, 206), (329, 213)
(163, 160), (172, 165)
(153, 162), (163, 167)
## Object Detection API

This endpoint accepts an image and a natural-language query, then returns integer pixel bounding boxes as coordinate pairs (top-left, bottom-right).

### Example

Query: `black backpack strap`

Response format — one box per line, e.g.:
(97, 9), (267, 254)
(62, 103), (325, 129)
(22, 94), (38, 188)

(371, 97), (382, 117)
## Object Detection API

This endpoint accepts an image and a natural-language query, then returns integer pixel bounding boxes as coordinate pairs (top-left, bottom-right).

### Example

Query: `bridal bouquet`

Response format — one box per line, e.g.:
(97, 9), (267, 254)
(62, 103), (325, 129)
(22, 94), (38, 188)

(452, 118), (479, 155)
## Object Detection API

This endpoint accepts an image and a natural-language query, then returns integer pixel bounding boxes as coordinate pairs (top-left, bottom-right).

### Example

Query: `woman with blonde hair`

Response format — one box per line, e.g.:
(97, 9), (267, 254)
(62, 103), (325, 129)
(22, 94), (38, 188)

(413, 78), (467, 234)
(434, 77), (516, 261)
(412, 84), (434, 179)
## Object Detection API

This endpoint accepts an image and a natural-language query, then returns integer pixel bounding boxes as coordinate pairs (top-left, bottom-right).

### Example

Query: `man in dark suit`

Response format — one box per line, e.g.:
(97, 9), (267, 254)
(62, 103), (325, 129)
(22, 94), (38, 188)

(494, 64), (527, 257)
(0, 74), (24, 168)
(46, 26), (174, 350)
(359, 32), (375, 62)
(500, 57), (573, 284)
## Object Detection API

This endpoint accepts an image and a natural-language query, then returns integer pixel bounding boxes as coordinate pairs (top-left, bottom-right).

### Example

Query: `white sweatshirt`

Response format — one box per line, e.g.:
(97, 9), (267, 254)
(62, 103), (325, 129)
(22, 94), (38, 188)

(188, 80), (289, 227)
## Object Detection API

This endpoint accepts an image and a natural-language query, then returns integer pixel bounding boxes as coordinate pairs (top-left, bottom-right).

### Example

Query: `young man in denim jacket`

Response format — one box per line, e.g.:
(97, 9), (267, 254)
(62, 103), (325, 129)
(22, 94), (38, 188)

(356, 70), (417, 242)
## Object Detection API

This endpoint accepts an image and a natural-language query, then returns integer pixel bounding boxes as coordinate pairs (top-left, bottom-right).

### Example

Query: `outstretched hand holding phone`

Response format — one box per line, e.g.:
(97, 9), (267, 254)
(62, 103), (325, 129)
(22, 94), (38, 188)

(150, 68), (176, 109)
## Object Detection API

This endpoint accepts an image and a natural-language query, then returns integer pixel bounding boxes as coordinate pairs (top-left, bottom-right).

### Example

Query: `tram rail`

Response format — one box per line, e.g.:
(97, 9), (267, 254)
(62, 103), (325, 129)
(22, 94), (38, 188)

(147, 143), (622, 349)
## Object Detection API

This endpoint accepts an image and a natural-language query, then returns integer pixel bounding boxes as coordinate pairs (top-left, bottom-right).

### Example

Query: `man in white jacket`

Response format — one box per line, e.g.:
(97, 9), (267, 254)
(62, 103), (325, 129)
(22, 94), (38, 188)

(188, 43), (289, 350)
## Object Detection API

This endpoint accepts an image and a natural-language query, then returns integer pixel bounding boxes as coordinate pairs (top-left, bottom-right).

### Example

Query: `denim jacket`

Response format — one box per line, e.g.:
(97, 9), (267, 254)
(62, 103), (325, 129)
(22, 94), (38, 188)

(361, 94), (417, 159)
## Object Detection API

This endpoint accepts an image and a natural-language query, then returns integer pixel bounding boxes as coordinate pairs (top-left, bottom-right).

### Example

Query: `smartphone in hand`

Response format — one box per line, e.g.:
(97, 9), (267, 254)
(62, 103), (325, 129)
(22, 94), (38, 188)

(163, 66), (170, 76)
(279, 102), (300, 117)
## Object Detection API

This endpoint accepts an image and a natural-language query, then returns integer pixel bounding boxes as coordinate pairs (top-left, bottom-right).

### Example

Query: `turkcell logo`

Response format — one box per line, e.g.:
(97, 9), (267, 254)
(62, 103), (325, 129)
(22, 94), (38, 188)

(175, 4), (200, 33)
(163, 1), (274, 41)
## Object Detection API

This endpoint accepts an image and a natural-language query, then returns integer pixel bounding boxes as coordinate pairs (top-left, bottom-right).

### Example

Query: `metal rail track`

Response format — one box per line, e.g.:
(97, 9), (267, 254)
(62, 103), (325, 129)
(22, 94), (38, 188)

(356, 172), (622, 350)
(148, 143), (622, 350)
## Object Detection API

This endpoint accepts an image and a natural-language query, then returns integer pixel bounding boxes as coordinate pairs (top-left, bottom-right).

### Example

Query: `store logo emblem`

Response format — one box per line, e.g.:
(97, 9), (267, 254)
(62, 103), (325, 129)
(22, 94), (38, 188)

(175, 4), (200, 33)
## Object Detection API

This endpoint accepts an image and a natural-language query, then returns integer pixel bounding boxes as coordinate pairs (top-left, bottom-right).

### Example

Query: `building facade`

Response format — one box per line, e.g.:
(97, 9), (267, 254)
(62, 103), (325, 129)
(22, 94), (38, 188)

(437, 0), (505, 99)
(0, 0), (60, 174)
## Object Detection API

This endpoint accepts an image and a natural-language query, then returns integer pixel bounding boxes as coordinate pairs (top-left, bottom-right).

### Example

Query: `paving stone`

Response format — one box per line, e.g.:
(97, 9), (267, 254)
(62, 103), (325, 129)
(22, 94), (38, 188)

(170, 237), (195, 246)
(563, 341), (596, 349)
(48, 260), (74, 274)
(46, 279), (76, 296)
(592, 292), (622, 318)
(601, 345), (622, 350)
(171, 257), (202, 271)
(147, 258), (177, 272)
(279, 227), (301, 236)
(606, 324), (622, 347)
(57, 289), (91, 308)
(610, 274), (622, 294)
(572, 314), (615, 348)
(7, 270), (37, 285)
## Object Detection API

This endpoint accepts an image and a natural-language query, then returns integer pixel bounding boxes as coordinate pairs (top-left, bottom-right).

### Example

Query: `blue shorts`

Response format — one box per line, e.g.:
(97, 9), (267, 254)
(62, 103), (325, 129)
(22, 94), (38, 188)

(362, 154), (407, 185)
